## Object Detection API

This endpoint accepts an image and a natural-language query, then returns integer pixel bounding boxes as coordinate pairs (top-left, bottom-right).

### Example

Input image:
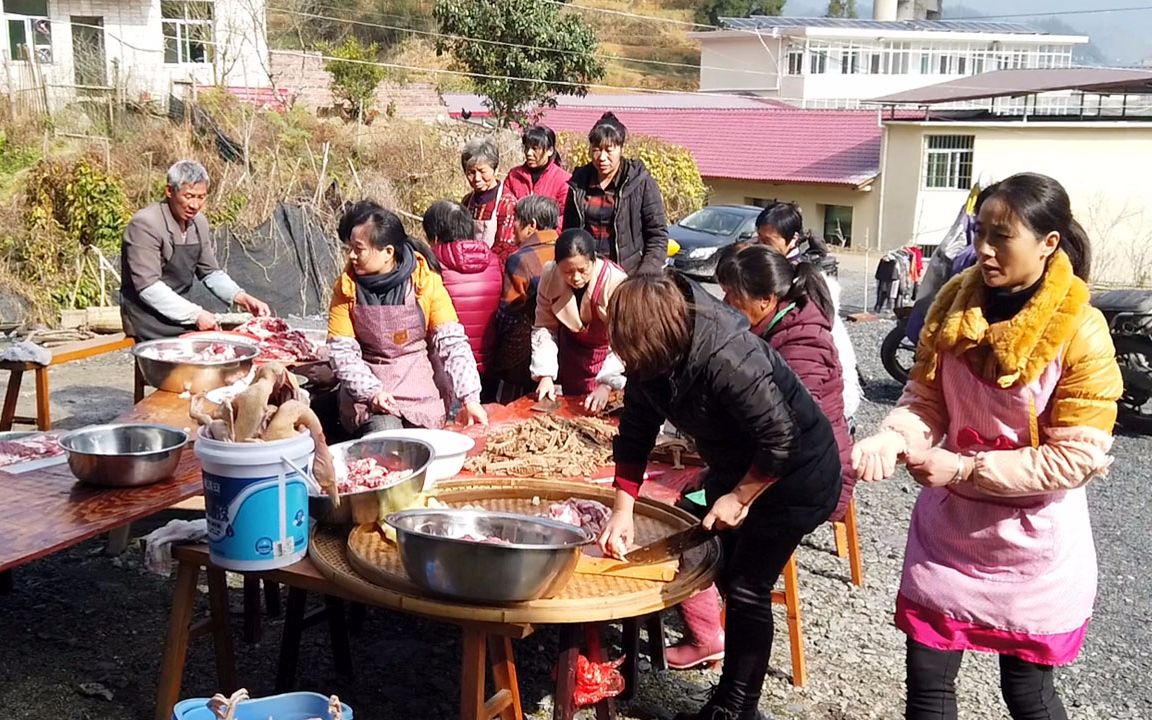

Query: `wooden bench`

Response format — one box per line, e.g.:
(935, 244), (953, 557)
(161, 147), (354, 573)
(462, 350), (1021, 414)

(0, 333), (136, 431)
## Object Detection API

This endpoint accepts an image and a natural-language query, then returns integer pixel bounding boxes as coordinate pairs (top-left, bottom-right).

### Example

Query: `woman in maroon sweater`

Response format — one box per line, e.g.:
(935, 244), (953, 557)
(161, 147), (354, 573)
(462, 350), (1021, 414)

(661, 242), (856, 671)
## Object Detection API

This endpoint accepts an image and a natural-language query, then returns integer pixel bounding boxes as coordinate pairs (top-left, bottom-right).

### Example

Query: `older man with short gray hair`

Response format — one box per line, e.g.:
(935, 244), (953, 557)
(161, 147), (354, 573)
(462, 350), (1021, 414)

(119, 159), (270, 339)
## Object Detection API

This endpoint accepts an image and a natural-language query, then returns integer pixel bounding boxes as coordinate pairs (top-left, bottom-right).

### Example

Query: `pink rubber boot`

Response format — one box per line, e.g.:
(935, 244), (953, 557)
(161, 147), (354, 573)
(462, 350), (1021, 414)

(666, 584), (725, 670)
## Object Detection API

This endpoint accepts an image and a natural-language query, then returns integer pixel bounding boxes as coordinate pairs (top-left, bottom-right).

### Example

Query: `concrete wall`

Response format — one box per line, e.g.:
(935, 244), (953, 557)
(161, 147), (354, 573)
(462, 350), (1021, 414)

(699, 35), (785, 95)
(0, 0), (270, 107)
(879, 121), (1152, 284)
(707, 176), (882, 250)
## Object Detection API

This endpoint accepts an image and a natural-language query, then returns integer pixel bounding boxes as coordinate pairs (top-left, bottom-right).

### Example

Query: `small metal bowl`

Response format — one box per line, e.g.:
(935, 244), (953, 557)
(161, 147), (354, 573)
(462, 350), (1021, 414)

(309, 437), (435, 526)
(132, 338), (259, 394)
(58, 424), (188, 487)
(384, 509), (594, 604)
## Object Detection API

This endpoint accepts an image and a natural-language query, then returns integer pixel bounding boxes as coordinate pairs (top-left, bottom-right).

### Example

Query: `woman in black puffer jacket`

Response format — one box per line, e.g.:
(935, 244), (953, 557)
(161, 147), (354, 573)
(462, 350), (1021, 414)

(600, 271), (841, 720)
(563, 112), (669, 276)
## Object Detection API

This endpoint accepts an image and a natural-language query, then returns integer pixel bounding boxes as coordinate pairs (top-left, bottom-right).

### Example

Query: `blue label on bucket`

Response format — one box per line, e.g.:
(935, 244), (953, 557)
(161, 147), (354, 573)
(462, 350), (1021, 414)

(203, 470), (308, 567)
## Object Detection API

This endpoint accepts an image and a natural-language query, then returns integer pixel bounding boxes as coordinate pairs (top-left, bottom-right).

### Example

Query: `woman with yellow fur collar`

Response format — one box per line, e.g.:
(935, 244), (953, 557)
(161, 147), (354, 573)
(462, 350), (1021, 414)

(854, 173), (1121, 720)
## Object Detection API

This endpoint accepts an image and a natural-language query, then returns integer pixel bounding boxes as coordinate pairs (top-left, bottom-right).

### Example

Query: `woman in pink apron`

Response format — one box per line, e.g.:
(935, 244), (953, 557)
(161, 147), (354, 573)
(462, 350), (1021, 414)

(854, 173), (1122, 720)
(531, 229), (627, 414)
(461, 137), (517, 267)
(327, 201), (488, 436)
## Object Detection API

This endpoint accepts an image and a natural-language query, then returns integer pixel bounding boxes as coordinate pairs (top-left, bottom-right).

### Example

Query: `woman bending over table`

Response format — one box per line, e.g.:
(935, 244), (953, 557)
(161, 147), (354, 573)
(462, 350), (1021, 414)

(327, 201), (488, 436)
(531, 228), (627, 414)
(599, 271), (841, 720)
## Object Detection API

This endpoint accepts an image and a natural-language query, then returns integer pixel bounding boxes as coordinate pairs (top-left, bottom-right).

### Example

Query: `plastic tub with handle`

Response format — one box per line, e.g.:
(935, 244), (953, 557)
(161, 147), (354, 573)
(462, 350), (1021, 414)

(172, 689), (352, 720)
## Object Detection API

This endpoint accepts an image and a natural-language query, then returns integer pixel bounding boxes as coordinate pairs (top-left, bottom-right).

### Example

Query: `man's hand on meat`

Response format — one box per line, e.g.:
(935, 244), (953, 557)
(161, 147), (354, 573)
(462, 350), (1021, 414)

(234, 291), (271, 318)
(195, 311), (221, 331)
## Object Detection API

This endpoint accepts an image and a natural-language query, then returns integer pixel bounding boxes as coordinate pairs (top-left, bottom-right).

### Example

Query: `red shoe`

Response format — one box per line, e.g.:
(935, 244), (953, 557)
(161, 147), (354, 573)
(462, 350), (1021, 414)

(666, 585), (725, 670)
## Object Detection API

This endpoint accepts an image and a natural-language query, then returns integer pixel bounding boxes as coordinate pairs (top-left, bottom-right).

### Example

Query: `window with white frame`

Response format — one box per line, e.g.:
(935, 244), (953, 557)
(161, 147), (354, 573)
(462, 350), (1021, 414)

(4, 0), (51, 63)
(923, 135), (974, 190)
(162, 0), (213, 64)
(786, 47), (804, 75)
(808, 41), (829, 74)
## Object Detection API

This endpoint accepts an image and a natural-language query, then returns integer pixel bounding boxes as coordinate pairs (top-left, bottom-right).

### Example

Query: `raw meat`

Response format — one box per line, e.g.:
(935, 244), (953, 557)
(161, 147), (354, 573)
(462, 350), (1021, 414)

(236, 317), (321, 362)
(0, 433), (63, 468)
(139, 342), (240, 363)
(457, 533), (512, 545)
(547, 498), (612, 536)
(337, 456), (412, 494)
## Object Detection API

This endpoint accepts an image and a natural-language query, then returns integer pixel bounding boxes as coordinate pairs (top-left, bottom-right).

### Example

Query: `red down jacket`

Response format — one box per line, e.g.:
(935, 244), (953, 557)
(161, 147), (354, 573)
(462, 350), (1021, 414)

(759, 299), (856, 522)
(504, 162), (571, 227)
(433, 239), (502, 375)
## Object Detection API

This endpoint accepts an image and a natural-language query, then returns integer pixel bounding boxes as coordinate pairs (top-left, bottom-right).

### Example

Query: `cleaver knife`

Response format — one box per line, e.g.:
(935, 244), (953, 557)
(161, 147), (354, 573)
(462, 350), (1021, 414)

(624, 525), (711, 565)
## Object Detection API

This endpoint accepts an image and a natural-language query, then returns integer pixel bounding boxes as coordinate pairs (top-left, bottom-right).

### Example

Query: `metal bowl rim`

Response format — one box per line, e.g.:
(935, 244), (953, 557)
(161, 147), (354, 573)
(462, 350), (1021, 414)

(131, 338), (261, 365)
(58, 424), (189, 456)
(312, 436), (437, 498)
(384, 508), (595, 550)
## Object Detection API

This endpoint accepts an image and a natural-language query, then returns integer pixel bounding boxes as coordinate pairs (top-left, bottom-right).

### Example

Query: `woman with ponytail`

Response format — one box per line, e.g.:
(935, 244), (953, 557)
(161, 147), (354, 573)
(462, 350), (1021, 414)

(854, 173), (1120, 719)
(657, 243), (856, 671)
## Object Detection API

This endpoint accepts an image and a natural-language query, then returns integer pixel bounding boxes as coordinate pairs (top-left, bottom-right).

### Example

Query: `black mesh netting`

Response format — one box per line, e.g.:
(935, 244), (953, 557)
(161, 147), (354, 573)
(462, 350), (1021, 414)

(186, 202), (340, 318)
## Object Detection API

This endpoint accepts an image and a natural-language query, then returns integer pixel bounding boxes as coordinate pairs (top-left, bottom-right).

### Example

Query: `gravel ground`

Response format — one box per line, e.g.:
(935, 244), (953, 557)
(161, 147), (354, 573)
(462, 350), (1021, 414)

(1, 254), (1149, 719)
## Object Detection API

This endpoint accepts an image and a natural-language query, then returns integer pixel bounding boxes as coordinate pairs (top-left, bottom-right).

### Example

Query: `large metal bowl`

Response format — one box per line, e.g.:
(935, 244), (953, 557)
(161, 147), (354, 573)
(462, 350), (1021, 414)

(132, 338), (259, 394)
(384, 509), (594, 603)
(309, 437), (435, 526)
(58, 424), (188, 487)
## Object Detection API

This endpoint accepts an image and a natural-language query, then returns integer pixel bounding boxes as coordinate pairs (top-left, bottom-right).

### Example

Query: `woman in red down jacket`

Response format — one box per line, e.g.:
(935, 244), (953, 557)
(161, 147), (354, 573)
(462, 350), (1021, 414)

(503, 125), (571, 227)
(424, 200), (502, 386)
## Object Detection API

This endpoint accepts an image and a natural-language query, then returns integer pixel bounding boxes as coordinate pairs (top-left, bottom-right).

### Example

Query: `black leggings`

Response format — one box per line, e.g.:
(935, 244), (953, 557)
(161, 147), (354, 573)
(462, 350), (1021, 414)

(906, 638), (1068, 720)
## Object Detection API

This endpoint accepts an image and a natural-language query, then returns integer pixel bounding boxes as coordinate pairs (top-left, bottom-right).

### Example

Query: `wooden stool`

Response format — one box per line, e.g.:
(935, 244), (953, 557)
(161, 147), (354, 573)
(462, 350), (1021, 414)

(554, 623), (618, 720)
(0, 333), (135, 431)
(832, 497), (864, 587)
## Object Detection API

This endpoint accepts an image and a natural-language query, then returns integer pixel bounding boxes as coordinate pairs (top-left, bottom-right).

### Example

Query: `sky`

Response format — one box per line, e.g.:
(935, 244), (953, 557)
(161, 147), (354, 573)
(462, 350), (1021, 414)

(781, 1), (1152, 64)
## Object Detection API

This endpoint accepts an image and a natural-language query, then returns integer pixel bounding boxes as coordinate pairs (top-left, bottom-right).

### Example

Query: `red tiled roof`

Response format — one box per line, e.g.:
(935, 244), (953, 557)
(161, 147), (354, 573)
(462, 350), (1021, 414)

(537, 106), (882, 187)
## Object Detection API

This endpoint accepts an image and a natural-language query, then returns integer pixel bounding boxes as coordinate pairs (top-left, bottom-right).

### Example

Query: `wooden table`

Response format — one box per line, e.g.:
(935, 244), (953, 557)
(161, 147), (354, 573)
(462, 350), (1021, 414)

(0, 389), (195, 573)
(0, 332), (136, 431)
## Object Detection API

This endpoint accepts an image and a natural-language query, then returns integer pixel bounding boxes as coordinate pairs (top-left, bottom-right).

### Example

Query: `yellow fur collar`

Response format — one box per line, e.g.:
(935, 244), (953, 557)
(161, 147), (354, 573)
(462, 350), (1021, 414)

(913, 251), (1088, 388)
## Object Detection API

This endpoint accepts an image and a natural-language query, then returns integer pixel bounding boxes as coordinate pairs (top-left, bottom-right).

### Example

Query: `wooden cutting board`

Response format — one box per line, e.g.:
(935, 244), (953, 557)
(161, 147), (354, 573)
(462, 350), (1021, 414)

(575, 550), (680, 582)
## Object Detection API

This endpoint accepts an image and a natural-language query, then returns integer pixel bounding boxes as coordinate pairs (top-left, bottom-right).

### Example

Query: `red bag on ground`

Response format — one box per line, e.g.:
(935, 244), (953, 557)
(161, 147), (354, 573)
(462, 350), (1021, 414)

(572, 654), (626, 707)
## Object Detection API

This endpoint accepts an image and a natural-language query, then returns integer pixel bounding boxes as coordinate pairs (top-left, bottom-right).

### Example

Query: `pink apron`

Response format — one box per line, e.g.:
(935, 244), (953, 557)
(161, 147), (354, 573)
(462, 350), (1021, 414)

(339, 285), (445, 431)
(896, 351), (1096, 666)
(556, 261), (613, 395)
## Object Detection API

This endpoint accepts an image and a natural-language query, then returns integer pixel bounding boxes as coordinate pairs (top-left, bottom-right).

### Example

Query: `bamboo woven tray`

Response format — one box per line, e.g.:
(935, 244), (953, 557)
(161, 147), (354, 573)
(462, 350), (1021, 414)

(308, 478), (721, 625)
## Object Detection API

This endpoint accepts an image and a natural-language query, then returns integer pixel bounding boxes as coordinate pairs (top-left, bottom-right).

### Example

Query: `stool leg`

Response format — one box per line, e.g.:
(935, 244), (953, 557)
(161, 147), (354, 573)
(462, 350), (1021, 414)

(844, 498), (864, 587)
(106, 524), (132, 556)
(324, 595), (354, 678)
(242, 576), (262, 644)
(553, 624), (581, 720)
(585, 624), (617, 720)
(276, 587), (308, 692)
(460, 626), (487, 720)
(645, 613), (667, 672)
(487, 635), (521, 720)
(1, 370), (24, 431)
(782, 554), (806, 688)
(155, 560), (200, 720)
(206, 567), (238, 693)
(833, 521), (850, 559)
(620, 619), (640, 702)
(33, 367), (49, 430)
(134, 362), (147, 403)
(264, 581), (281, 617)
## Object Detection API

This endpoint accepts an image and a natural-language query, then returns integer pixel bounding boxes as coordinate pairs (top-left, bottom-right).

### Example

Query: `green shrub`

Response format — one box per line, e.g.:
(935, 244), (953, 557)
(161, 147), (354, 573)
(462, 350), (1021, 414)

(323, 37), (387, 121)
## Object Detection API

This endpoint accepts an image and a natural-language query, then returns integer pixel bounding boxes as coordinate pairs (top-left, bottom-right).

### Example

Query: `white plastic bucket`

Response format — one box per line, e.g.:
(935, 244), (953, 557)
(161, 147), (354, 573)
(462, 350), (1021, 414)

(196, 429), (315, 571)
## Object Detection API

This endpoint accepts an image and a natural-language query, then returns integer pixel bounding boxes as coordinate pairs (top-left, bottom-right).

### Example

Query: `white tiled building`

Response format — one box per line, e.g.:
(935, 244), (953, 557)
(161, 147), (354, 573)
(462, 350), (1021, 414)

(1, 0), (269, 109)
(692, 16), (1088, 109)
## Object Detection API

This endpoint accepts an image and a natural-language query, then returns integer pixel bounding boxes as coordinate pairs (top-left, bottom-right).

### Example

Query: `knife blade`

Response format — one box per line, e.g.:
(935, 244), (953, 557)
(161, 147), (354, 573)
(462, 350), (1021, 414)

(624, 525), (711, 565)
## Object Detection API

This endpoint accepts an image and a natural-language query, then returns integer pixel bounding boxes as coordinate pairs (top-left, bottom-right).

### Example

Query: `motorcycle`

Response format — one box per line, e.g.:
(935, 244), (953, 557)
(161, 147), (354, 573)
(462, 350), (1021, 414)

(880, 288), (1152, 434)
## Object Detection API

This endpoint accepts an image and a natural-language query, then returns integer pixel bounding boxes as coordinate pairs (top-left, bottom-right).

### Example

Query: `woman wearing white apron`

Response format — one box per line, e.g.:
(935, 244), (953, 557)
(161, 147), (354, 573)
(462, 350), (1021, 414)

(461, 137), (518, 267)
(854, 173), (1122, 720)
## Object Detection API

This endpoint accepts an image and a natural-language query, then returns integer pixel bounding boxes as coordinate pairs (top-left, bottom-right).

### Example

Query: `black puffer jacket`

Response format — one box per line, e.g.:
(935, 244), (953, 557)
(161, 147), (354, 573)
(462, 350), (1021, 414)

(614, 276), (841, 532)
(563, 158), (669, 276)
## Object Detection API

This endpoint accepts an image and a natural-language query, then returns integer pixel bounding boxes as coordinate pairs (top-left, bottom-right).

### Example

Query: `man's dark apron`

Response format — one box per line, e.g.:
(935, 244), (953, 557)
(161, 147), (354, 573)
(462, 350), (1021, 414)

(121, 243), (201, 341)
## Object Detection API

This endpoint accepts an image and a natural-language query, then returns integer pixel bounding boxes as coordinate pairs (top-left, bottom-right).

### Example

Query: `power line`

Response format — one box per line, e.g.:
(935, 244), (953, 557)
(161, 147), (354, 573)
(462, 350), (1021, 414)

(951, 5), (1152, 20)
(538, 0), (717, 30)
